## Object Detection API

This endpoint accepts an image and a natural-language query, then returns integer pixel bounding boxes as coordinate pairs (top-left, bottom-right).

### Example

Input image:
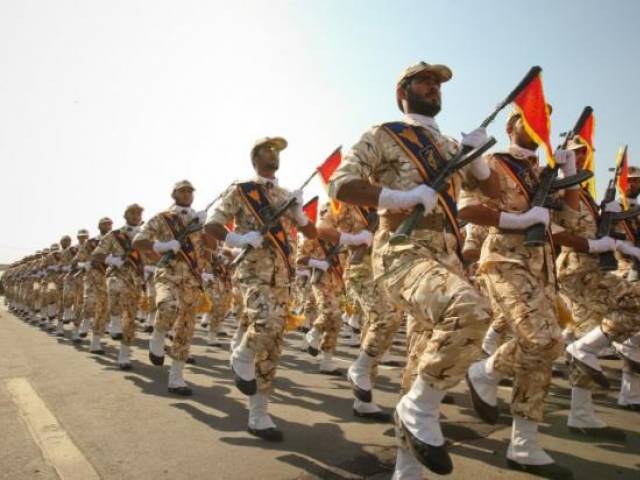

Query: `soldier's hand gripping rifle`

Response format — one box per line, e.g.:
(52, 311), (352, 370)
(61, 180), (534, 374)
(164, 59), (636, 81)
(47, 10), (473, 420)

(596, 146), (640, 270)
(156, 190), (227, 268)
(349, 209), (379, 264)
(231, 170), (319, 267)
(523, 106), (595, 246)
(310, 242), (342, 285)
(390, 67), (551, 243)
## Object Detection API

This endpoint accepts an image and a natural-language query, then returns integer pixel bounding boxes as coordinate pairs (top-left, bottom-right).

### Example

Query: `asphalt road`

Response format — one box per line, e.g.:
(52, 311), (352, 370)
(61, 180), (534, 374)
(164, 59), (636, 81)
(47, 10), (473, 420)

(1, 304), (638, 480)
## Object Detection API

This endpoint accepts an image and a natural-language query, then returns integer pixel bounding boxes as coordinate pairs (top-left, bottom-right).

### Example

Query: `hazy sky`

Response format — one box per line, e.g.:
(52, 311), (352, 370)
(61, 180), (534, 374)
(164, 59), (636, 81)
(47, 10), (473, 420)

(1, 0), (639, 263)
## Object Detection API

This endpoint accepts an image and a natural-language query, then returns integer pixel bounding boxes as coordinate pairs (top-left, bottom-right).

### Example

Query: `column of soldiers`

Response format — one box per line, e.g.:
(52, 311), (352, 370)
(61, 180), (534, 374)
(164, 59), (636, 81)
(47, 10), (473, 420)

(2, 60), (640, 480)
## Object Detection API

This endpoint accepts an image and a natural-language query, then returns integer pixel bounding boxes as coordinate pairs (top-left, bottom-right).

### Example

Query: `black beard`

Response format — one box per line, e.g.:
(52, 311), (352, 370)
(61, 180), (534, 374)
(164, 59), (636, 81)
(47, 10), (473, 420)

(406, 89), (441, 117)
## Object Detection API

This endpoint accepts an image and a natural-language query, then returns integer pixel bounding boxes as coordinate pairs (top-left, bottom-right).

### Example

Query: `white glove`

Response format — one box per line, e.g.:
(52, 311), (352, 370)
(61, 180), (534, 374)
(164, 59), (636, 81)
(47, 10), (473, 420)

(461, 127), (488, 149)
(224, 231), (263, 249)
(308, 258), (330, 271)
(616, 240), (640, 259)
(604, 201), (622, 213)
(339, 230), (373, 247)
(152, 240), (181, 254)
(287, 189), (309, 226)
(61, 265), (71, 272)
(105, 255), (124, 268)
(588, 236), (616, 253)
(378, 184), (438, 215)
(555, 148), (577, 181)
(201, 272), (214, 282)
(196, 210), (207, 225)
(143, 265), (156, 274)
(498, 206), (550, 230)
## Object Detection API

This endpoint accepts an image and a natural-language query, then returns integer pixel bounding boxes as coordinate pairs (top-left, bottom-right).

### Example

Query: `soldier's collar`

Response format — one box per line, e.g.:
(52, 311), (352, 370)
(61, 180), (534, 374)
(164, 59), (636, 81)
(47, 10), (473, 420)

(122, 224), (140, 236)
(170, 204), (195, 217)
(402, 113), (441, 135)
(253, 175), (279, 188)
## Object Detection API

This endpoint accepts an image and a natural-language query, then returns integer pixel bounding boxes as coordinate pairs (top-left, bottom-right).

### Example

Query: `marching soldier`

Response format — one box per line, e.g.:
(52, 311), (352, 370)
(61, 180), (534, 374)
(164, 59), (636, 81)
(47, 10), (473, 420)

(204, 136), (317, 441)
(81, 218), (113, 349)
(133, 180), (208, 395)
(461, 109), (578, 478)
(549, 137), (632, 441)
(328, 62), (494, 477)
(92, 208), (144, 369)
(297, 201), (345, 376)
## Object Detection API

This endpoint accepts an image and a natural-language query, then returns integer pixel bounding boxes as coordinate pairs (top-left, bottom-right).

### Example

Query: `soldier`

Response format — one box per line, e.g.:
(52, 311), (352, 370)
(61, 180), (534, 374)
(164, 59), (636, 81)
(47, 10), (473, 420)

(133, 180), (207, 395)
(64, 228), (89, 343)
(547, 137), (633, 441)
(59, 233), (84, 336)
(328, 62), (494, 477)
(461, 108), (578, 478)
(92, 207), (144, 369)
(80, 218), (113, 350)
(614, 166), (640, 411)
(43, 243), (64, 332)
(200, 246), (233, 346)
(297, 201), (346, 376)
(204, 136), (317, 441)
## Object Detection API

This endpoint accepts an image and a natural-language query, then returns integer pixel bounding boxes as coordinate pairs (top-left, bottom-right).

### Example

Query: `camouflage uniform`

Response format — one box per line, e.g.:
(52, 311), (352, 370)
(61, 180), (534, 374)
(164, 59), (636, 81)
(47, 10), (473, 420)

(134, 205), (206, 362)
(93, 226), (144, 346)
(558, 189), (640, 391)
(460, 148), (576, 422)
(202, 247), (233, 340)
(329, 116), (491, 392)
(80, 237), (109, 336)
(207, 177), (297, 393)
(296, 231), (343, 354)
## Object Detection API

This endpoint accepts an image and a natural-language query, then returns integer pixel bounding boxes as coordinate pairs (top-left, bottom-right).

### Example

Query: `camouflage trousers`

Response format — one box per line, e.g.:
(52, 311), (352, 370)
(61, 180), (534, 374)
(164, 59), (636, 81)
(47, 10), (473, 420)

(400, 314), (432, 395)
(310, 272), (343, 353)
(84, 270), (109, 335)
(230, 285), (248, 329)
(483, 261), (564, 422)
(63, 277), (84, 325)
(303, 287), (318, 327)
(239, 279), (289, 393)
(560, 267), (640, 389)
(107, 276), (140, 345)
(43, 277), (63, 317)
(374, 231), (490, 392)
(346, 260), (401, 360)
(154, 278), (199, 362)
(204, 279), (232, 333)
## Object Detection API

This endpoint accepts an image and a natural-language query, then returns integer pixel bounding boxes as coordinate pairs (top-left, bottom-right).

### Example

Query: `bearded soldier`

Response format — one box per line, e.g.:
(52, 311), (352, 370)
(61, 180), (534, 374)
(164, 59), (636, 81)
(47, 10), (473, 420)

(205, 136), (317, 441)
(328, 62), (495, 478)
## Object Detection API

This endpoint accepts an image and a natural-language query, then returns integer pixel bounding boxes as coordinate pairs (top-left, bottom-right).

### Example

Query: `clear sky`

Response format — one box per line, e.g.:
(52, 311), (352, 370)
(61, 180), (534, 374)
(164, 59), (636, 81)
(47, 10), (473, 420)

(1, 0), (638, 263)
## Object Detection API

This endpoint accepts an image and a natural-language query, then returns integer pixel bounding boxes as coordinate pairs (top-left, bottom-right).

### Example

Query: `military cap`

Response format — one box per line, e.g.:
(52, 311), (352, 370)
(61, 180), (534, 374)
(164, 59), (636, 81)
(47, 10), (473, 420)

(396, 61), (453, 87)
(50, 244), (59, 252)
(60, 235), (71, 242)
(98, 217), (113, 225)
(77, 229), (90, 237)
(567, 137), (588, 151)
(172, 179), (195, 192)
(251, 137), (288, 159)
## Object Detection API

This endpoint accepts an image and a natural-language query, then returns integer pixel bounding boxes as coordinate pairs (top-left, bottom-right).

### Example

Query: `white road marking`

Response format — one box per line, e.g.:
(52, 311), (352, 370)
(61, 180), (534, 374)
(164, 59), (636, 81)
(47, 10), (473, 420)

(5, 377), (100, 480)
